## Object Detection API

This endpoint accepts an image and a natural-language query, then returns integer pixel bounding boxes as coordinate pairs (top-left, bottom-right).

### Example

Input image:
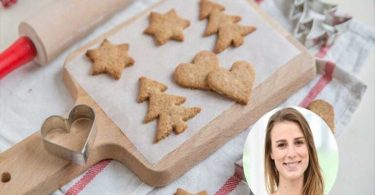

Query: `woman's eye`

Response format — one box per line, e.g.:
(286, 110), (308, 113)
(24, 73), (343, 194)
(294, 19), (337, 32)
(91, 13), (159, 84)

(277, 143), (286, 148)
(295, 140), (305, 146)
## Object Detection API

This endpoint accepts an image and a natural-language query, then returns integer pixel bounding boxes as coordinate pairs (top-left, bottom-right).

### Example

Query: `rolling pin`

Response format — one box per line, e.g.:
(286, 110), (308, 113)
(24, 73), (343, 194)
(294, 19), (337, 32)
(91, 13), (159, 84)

(0, 0), (134, 78)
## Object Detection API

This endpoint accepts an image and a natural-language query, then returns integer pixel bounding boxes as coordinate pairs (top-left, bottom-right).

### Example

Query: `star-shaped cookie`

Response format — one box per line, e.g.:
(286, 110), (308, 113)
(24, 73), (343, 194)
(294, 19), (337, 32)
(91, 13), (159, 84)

(86, 39), (135, 80)
(144, 9), (190, 45)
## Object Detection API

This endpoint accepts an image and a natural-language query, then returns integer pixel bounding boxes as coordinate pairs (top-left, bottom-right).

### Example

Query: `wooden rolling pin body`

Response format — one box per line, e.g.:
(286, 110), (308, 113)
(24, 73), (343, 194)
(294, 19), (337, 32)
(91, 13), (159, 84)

(19, 0), (134, 65)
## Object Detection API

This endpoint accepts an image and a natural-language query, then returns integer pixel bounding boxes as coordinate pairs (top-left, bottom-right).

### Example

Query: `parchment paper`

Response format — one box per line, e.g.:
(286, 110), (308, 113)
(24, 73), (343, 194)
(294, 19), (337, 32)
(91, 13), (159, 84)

(66, 0), (300, 164)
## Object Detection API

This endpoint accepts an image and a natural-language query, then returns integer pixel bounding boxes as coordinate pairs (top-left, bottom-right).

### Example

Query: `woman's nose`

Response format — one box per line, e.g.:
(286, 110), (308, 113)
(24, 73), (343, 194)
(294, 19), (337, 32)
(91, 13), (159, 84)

(287, 145), (297, 158)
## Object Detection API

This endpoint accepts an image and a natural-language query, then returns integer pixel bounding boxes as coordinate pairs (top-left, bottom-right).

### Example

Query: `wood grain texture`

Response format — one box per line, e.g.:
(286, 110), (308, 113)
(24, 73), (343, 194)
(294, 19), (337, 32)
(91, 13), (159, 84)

(0, 0), (315, 194)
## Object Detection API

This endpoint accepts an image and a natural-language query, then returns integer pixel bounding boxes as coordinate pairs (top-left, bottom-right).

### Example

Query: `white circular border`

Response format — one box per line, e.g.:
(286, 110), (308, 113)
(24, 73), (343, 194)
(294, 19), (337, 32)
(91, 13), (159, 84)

(243, 106), (339, 195)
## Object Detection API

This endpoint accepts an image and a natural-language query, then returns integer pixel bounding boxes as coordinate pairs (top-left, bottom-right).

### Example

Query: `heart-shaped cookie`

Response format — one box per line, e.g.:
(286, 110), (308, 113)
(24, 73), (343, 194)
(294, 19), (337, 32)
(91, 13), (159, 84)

(173, 51), (220, 89)
(207, 61), (255, 104)
(41, 104), (96, 164)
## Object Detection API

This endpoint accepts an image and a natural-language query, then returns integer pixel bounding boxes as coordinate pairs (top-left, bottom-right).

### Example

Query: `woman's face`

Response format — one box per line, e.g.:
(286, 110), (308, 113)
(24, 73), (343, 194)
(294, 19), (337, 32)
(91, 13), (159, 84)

(270, 121), (309, 181)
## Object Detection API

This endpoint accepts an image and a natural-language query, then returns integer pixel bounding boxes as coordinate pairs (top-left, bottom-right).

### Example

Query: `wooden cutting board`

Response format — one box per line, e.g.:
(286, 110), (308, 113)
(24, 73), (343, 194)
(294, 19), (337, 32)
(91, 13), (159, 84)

(0, 0), (315, 194)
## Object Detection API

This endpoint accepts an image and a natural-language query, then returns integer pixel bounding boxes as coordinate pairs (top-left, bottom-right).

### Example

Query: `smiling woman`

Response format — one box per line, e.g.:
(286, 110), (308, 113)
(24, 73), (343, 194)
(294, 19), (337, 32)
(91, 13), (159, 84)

(243, 107), (338, 195)
(264, 108), (323, 195)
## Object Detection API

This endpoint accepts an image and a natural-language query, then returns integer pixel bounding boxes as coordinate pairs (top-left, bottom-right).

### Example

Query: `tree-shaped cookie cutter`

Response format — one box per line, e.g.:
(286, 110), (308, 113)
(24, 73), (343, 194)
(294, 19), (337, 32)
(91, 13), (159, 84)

(289, 0), (352, 48)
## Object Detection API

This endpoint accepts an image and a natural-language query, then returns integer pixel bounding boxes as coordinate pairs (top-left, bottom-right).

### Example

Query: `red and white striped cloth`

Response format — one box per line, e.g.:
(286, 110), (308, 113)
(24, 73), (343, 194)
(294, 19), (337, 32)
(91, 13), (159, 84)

(0, 0), (373, 195)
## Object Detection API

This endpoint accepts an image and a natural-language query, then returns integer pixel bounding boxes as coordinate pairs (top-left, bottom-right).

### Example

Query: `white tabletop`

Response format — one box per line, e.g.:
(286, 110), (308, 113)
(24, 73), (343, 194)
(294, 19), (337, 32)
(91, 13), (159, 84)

(324, 0), (374, 194)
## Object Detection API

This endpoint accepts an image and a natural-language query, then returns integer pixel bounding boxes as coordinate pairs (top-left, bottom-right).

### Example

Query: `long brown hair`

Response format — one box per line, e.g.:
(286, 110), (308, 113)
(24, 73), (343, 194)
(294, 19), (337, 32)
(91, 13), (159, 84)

(264, 107), (324, 195)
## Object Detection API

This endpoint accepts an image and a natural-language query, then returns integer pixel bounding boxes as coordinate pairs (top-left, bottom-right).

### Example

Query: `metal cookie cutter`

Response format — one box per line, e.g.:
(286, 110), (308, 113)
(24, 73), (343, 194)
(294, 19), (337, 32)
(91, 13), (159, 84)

(41, 104), (96, 165)
(289, 0), (352, 48)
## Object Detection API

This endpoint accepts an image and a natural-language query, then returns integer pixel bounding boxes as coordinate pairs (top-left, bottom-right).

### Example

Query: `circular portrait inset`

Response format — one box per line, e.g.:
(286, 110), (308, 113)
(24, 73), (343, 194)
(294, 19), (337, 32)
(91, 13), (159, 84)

(243, 107), (338, 195)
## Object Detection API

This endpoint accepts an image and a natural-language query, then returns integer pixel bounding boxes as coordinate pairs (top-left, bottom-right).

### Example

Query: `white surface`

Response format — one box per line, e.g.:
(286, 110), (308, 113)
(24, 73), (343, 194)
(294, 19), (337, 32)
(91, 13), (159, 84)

(66, 0), (299, 164)
(323, 0), (375, 194)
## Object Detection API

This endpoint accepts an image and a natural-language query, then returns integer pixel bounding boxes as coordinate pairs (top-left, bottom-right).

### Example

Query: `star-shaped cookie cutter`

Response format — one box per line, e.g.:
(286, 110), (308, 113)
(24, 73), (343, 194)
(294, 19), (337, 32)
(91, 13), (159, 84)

(290, 0), (352, 48)
(40, 104), (96, 165)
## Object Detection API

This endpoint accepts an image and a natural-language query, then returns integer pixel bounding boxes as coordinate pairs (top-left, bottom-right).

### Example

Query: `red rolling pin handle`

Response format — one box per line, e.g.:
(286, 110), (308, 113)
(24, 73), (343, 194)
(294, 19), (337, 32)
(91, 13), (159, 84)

(1, 0), (17, 8)
(0, 36), (36, 79)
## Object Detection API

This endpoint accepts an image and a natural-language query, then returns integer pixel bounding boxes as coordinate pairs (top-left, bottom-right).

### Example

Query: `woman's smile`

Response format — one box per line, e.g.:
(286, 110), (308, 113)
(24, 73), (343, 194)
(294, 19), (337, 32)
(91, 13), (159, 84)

(283, 161), (302, 171)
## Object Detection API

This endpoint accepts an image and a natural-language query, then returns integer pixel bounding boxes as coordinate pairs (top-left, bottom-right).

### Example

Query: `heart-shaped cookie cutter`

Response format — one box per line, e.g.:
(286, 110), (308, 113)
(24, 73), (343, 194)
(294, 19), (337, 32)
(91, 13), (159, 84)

(41, 104), (96, 165)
